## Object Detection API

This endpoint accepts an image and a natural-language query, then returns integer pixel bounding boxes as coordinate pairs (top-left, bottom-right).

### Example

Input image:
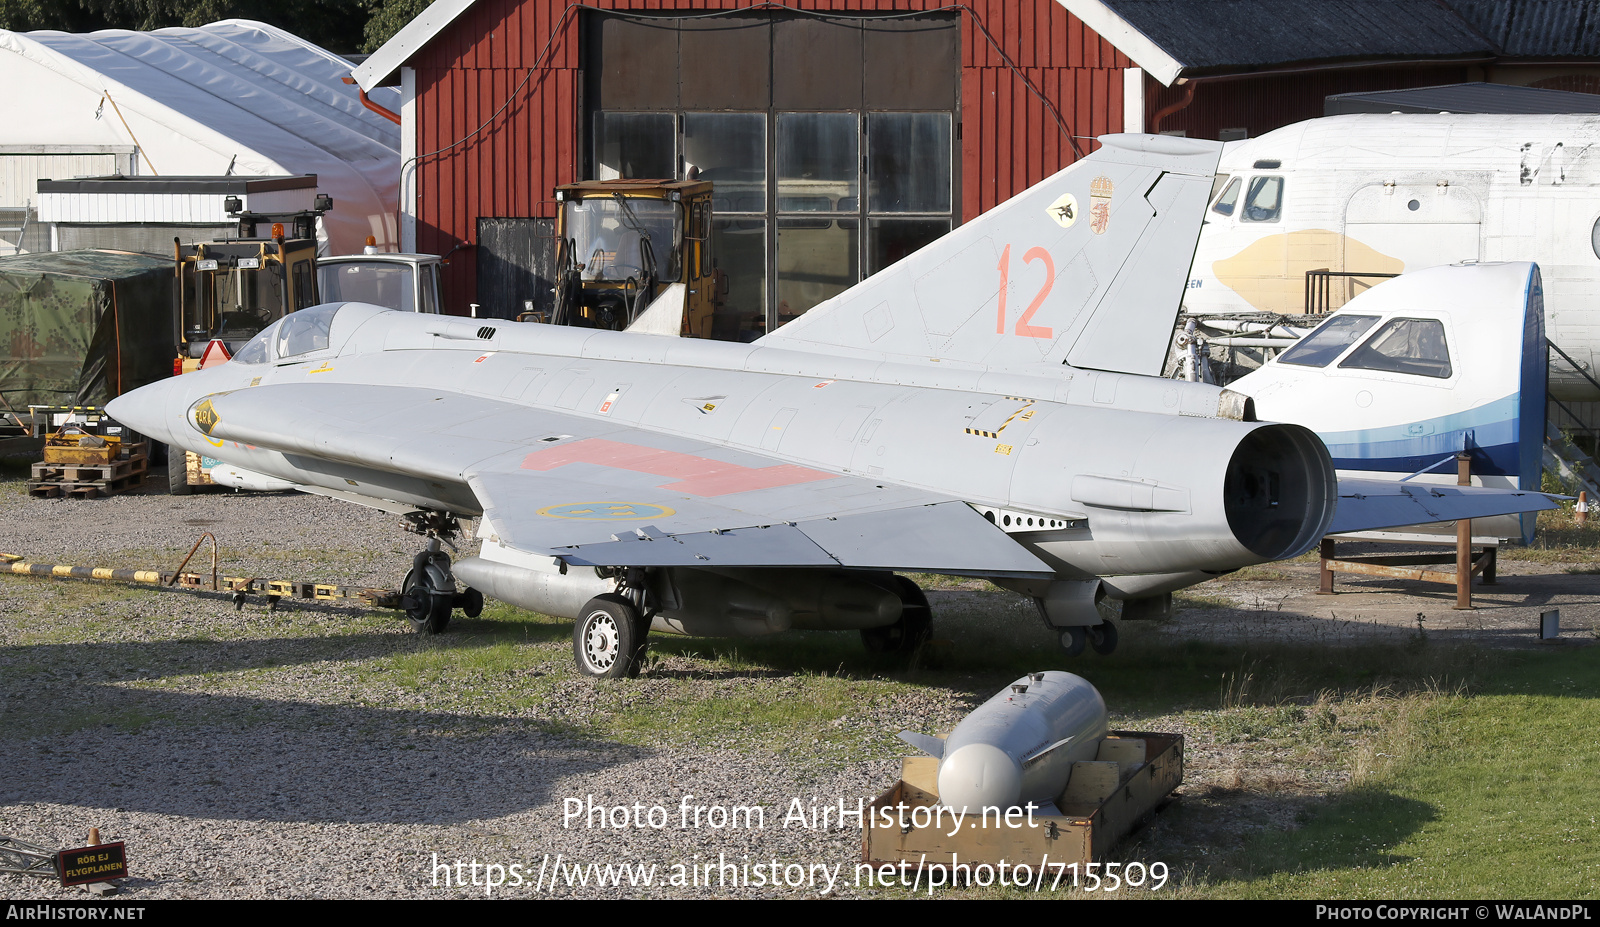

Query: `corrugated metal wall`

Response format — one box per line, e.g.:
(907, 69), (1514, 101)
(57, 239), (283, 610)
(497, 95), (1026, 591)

(1147, 65), (1474, 141)
(0, 152), (133, 208)
(408, 0), (1130, 314)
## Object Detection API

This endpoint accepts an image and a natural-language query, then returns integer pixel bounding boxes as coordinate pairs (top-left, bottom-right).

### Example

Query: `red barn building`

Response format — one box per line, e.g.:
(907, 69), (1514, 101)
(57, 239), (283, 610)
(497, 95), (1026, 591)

(352, 0), (1600, 329)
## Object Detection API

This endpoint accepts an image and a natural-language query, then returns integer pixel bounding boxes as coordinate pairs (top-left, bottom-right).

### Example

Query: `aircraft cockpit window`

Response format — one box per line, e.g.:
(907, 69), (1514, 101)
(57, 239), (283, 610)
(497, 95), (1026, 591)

(1241, 175), (1284, 222)
(1211, 177), (1240, 217)
(230, 323), (276, 369)
(231, 325), (274, 365)
(1339, 318), (1453, 379)
(273, 304), (340, 361)
(1276, 315), (1379, 368)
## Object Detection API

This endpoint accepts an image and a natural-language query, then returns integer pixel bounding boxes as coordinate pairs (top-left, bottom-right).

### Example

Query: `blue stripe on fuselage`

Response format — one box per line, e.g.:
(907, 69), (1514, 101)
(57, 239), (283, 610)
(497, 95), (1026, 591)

(1316, 394), (1522, 479)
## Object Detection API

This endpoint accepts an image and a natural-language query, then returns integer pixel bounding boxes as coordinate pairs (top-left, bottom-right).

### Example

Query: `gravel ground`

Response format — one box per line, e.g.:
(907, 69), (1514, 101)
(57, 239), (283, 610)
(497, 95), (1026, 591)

(1, 474), (1594, 899)
(0, 480), (919, 899)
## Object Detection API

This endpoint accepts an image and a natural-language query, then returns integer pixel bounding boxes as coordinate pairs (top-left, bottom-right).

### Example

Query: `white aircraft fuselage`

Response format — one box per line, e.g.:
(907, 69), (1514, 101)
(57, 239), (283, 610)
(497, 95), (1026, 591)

(1185, 114), (1600, 399)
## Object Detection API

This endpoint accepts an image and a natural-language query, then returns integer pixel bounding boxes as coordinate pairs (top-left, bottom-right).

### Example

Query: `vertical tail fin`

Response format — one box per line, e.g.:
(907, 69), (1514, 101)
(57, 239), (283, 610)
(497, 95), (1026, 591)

(757, 134), (1222, 374)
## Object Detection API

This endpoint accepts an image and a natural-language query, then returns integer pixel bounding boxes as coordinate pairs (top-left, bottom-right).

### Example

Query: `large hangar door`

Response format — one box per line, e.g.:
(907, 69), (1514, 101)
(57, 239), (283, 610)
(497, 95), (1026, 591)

(584, 10), (958, 341)
(477, 217), (557, 320)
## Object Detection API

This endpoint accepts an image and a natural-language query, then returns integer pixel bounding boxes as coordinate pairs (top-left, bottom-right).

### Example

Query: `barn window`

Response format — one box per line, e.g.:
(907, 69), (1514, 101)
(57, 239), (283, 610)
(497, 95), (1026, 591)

(594, 113), (676, 180)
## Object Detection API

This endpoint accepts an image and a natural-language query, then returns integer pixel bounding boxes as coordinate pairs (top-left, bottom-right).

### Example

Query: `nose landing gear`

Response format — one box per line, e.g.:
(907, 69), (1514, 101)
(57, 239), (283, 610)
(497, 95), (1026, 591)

(397, 510), (485, 635)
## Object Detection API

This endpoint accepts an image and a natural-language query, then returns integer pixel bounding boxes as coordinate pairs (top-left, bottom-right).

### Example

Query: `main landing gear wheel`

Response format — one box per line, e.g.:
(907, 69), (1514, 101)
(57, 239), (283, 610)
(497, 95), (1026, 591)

(1087, 620), (1119, 655)
(402, 553), (453, 634)
(574, 593), (649, 679)
(861, 576), (933, 656)
(1059, 621), (1118, 656)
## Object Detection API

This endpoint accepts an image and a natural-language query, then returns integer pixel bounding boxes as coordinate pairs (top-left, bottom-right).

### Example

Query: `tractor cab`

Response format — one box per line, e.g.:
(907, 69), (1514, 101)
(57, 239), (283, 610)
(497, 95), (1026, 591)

(548, 179), (720, 337)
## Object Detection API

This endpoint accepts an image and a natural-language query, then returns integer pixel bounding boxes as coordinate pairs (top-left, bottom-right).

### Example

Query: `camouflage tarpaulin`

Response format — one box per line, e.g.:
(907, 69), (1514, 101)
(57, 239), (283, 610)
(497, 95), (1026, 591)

(0, 250), (173, 409)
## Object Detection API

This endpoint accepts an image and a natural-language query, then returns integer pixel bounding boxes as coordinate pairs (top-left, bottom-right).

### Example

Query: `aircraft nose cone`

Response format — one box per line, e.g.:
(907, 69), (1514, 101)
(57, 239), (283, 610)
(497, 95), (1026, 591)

(106, 377), (180, 448)
(938, 743), (1022, 814)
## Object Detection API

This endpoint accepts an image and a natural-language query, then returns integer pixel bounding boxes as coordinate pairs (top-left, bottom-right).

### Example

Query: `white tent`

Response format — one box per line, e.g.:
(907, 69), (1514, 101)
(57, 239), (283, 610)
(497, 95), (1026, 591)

(0, 19), (401, 253)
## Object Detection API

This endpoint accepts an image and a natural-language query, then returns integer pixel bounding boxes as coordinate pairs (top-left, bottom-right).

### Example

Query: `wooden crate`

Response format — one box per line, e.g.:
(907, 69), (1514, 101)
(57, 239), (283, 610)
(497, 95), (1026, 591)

(861, 731), (1182, 873)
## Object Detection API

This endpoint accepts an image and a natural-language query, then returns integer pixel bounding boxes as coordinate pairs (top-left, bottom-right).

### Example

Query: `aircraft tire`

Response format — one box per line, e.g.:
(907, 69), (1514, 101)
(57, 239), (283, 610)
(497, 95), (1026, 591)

(166, 446), (192, 496)
(402, 560), (453, 634)
(1087, 620), (1119, 655)
(627, 609), (651, 679)
(1060, 626), (1087, 657)
(574, 593), (642, 679)
(456, 587), (485, 619)
(861, 576), (932, 656)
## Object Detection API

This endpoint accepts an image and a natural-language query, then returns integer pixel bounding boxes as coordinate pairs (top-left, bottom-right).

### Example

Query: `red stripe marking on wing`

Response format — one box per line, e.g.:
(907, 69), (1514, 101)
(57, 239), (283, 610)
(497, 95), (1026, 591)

(520, 438), (835, 497)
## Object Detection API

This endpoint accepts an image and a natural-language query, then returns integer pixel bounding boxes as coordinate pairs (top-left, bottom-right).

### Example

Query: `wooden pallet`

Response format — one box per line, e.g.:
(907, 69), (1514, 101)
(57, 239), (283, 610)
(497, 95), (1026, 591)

(28, 471), (147, 498)
(31, 454), (148, 485)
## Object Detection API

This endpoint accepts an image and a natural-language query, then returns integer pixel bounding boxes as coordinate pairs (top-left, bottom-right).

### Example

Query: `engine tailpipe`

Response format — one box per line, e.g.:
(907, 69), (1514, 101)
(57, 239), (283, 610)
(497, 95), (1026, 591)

(1223, 423), (1337, 561)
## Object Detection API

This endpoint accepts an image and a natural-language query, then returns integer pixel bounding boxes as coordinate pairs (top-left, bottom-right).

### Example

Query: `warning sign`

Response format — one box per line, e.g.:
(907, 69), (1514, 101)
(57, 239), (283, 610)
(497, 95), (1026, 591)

(56, 842), (127, 886)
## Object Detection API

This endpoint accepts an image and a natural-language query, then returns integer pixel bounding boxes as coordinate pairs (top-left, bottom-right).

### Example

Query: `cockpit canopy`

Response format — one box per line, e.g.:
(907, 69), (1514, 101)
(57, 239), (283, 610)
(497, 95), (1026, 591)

(230, 302), (393, 366)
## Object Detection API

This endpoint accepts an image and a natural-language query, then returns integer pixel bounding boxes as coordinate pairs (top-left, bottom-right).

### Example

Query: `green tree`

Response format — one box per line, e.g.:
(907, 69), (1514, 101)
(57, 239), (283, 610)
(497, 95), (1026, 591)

(0, 0), (109, 32)
(362, 0), (434, 53)
(0, 0), (377, 54)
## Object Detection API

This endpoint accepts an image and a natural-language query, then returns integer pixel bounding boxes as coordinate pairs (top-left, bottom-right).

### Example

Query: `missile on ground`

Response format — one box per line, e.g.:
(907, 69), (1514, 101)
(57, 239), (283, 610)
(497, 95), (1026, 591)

(900, 671), (1108, 813)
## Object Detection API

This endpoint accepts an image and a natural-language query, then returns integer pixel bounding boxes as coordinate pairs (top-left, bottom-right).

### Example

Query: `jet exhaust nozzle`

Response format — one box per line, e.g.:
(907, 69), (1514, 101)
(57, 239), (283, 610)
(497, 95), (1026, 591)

(1223, 422), (1337, 562)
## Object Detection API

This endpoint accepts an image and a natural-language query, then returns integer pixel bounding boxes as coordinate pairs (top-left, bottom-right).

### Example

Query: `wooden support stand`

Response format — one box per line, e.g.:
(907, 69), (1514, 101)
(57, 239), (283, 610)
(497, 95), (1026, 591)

(1318, 454), (1492, 609)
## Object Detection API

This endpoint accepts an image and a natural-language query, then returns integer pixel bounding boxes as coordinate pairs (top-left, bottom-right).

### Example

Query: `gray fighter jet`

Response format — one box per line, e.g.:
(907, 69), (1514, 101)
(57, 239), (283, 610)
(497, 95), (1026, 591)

(106, 135), (1555, 678)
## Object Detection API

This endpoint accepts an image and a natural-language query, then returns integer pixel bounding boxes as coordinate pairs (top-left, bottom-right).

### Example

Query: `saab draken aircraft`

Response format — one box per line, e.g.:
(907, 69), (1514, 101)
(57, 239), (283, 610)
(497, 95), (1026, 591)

(106, 135), (1556, 678)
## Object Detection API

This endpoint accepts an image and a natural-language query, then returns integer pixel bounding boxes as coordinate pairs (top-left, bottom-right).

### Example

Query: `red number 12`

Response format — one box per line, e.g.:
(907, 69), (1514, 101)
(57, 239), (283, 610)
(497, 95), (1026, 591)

(995, 244), (1055, 339)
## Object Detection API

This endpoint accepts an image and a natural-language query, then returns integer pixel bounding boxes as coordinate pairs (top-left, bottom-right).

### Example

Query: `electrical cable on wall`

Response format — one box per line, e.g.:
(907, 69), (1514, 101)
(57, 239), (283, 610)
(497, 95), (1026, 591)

(399, 0), (1087, 181)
